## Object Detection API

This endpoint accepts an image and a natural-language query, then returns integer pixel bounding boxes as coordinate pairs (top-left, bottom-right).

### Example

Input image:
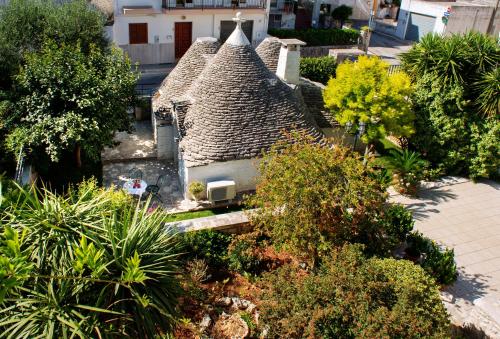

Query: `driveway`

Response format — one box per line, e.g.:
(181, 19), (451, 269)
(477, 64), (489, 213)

(391, 177), (500, 337)
(368, 32), (414, 65)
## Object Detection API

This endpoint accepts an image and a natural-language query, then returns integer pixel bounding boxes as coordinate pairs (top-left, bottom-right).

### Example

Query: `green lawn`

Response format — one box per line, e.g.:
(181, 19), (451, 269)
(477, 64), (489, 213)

(165, 205), (245, 223)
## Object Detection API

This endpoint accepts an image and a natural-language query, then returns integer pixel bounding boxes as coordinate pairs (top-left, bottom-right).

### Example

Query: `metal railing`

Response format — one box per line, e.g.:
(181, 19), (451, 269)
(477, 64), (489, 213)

(162, 0), (265, 10)
(387, 64), (403, 75)
(136, 84), (158, 97)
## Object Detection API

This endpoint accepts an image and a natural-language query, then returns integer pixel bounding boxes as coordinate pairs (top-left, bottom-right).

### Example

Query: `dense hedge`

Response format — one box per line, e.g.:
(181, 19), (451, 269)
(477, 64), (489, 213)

(401, 33), (500, 179)
(259, 245), (450, 338)
(268, 28), (359, 46)
(300, 56), (337, 84)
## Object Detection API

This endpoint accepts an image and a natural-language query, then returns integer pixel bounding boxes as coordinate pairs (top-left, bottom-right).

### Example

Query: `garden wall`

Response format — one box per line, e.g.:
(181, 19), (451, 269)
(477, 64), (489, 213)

(169, 210), (253, 234)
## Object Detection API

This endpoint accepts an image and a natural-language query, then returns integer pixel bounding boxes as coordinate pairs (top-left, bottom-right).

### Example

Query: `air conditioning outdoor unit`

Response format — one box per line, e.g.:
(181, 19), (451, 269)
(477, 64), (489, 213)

(207, 180), (236, 202)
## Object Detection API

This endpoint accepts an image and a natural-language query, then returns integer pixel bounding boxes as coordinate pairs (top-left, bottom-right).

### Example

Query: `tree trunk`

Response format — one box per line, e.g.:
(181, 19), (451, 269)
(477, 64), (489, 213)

(75, 144), (82, 168)
(363, 144), (373, 167)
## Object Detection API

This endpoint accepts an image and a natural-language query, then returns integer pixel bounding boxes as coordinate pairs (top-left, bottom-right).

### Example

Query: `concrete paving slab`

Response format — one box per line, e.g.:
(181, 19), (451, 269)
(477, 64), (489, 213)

(391, 177), (500, 337)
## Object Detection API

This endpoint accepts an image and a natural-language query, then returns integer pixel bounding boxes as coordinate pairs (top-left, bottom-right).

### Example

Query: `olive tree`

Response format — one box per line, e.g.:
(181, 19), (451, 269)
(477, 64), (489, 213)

(0, 0), (108, 87)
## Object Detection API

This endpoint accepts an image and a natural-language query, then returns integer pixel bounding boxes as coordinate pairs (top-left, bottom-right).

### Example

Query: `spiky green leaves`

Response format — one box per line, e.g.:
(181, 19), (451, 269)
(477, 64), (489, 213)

(0, 180), (182, 337)
(0, 226), (32, 303)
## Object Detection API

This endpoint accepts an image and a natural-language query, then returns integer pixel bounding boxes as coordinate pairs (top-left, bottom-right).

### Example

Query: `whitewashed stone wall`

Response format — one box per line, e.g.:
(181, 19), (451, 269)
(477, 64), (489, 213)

(181, 158), (260, 199)
(113, 11), (268, 64)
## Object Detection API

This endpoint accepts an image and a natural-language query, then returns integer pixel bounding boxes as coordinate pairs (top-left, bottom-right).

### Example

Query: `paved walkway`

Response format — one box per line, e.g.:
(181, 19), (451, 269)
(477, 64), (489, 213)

(391, 177), (500, 337)
(102, 120), (156, 163)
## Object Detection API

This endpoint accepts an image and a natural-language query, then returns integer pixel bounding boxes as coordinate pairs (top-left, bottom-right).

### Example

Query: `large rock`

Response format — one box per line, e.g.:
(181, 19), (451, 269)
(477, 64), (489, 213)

(213, 313), (249, 339)
(199, 314), (212, 333)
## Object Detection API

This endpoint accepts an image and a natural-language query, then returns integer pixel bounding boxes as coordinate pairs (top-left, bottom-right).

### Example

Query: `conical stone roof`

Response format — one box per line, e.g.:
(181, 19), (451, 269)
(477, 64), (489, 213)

(180, 21), (323, 167)
(152, 37), (220, 113)
(255, 37), (282, 73)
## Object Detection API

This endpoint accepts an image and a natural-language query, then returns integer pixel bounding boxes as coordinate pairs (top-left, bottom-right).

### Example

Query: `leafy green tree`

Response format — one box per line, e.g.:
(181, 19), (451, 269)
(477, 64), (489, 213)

(6, 41), (137, 166)
(323, 55), (414, 145)
(0, 0), (108, 87)
(401, 33), (499, 179)
(331, 5), (353, 26)
(248, 132), (404, 264)
(401, 32), (499, 117)
(0, 179), (182, 337)
(259, 244), (450, 338)
(0, 0), (113, 177)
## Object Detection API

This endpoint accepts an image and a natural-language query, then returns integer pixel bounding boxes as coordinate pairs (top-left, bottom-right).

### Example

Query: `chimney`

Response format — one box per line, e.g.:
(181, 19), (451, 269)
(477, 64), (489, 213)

(276, 39), (307, 85)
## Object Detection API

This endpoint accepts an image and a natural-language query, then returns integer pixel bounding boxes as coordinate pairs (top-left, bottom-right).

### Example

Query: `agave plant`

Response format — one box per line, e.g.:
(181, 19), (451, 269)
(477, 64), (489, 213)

(0, 180), (182, 338)
(382, 149), (428, 195)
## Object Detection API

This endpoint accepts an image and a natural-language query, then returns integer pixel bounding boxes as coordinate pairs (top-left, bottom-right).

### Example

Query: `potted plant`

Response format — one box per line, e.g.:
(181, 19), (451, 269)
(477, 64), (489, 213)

(188, 181), (205, 201)
(404, 232), (426, 263)
(382, 149), (428, 196)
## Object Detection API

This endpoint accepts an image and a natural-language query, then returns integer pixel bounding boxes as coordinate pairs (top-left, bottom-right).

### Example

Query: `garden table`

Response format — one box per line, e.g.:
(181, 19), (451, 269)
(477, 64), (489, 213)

(123, 179), (147, 197)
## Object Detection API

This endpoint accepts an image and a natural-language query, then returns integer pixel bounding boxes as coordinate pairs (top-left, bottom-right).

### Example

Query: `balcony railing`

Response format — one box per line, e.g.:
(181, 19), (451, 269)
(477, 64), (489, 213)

(270, 0), (293, 12)
(161, 0), (266, 10)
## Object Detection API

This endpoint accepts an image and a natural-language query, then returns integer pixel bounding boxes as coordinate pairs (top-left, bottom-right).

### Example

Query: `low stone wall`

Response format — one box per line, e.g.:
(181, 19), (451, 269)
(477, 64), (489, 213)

(301, 44), (359, 57)
(167, 210), (253, 234)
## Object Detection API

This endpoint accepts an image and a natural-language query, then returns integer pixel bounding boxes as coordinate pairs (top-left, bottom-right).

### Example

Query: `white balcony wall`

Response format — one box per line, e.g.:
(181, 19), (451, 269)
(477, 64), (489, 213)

(115, 0), (162, 13)
(114, 11), (267, 45)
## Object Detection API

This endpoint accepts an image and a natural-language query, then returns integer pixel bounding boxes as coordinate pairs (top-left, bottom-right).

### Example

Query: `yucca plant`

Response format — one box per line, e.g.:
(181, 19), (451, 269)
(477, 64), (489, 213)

(0, 180), (182, 338)
(474, 67), (500, 117)
(401, 32), (499, 117)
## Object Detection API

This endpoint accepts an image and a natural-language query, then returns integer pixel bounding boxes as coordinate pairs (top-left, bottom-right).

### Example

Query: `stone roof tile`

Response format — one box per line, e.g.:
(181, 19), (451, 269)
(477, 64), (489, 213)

(152, 37), (220, 114)
(180, 32), (323, 167)
(255, 37), (282, 73)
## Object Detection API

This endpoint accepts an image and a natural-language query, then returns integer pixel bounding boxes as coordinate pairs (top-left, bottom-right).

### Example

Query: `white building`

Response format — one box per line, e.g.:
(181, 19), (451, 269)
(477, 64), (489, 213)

(111, 0), (270, 64)
(375, 0), (499, 41)
(151, 13), (332, 200)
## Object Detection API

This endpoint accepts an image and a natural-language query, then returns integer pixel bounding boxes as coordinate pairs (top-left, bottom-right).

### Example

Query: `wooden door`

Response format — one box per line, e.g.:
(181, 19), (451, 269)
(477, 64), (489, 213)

(129, 23), (148, 44)
(175, 22), (192, 59)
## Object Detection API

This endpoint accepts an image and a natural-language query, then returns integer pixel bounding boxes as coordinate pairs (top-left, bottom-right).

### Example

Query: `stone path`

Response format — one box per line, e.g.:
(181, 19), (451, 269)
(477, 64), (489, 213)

(391, 177), (500, 337)
(103, 159), (211, 212)
(102, 120), (156, 163)
(102, 160), (184, 210)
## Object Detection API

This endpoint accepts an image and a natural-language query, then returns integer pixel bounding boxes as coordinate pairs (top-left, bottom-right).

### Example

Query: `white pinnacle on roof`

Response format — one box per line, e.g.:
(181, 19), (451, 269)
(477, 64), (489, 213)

(226, 12), (250, 46)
